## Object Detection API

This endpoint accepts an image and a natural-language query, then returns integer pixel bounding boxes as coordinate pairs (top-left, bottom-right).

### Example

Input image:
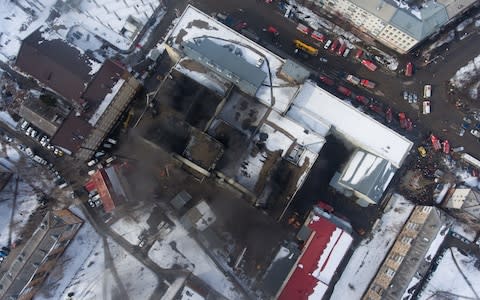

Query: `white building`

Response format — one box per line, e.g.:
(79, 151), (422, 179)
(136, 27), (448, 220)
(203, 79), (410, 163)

(309, 0), (477, 53)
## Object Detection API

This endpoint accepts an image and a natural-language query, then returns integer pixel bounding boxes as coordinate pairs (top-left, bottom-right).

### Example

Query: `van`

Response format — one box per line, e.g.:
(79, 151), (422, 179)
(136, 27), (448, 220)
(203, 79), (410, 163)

(20, 121), (29, 130)
(91, 194), (101, 201)
(87, 159), (98, 167)
(324, 40), (332, 49)
(33, 155), (48, 165)
(107, 138), (117, 145)
(95, 151), (105, 158)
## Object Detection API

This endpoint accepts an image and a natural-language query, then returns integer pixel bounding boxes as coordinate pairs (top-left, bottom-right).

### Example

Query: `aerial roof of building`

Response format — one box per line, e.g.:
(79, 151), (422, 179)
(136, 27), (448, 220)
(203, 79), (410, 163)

(50, 112), (93, 154)
(277, 215), (353, 300)
(390, 4), (448, 40)
(90, 169), (116, 213)
(287, 81), (413, 167)
(166, 5), (299, 113)
(82, 59), (125, 117)
(338, 149), (397, 204)
(279, 59), (310, 84)
(350, 0), (398, 21)
(350, 0), (473, 40)
(182, 39), (267, 95)
(15, 27), (100, 105)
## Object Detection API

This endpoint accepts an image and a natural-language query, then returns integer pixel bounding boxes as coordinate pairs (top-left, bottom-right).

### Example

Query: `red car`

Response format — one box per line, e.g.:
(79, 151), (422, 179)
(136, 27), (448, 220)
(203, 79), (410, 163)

(355, 95), (370, 105)
(311, 31), (326, 43)
(355, 49), (363, 59)
(337, 86), (352, 97)
(296, 23), (311, 35)
(369, 103), (383, 115)
(360, 79), (376, 89)
(233, 21), (248, 31)
(385, 107), (393, 123)
(319, 75), (334, 86)
(442, 140), (450, 154)
(405, 62), (413, 77)
(337, 43), (347, 56)
(329, 40), (339, 52)
(267, 26), (279, 36)
(399, 113), (408, 129)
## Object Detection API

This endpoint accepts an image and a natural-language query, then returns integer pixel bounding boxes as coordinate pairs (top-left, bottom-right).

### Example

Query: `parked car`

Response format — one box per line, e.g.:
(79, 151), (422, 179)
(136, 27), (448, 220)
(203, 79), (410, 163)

(355, 48), (363, 59)
(87, 159), (98, 167)
(20, 120), (29, 130)
(329, 39), (339, 52)
(405, 62), (413, 77)
(337, 86), (352, 97)
(319, 75), (334, 86)
(3, 135), (13, 143)
(311, 31), (326, 43)
(471, 129), (480, 138)
(355, 95), (370, 105)
(418, 146), (427, 157)
(323, 40), (332, 49)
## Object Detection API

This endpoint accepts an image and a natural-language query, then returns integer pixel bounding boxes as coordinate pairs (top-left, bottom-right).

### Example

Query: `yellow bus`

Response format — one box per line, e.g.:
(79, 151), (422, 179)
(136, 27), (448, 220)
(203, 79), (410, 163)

(293, 39), (319, 56)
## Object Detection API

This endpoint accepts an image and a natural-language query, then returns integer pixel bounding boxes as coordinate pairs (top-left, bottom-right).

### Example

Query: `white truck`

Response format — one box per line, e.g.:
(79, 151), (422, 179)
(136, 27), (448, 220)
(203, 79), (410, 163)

(346, 74), (360, 85)
(422, 101), (431, 114)
(423, 85), (432, 98)
(33, 155), (48, 165)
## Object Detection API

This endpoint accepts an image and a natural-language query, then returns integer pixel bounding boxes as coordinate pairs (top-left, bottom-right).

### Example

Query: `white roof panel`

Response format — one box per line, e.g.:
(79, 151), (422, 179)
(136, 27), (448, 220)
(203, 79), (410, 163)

(288, 81), (412, 167)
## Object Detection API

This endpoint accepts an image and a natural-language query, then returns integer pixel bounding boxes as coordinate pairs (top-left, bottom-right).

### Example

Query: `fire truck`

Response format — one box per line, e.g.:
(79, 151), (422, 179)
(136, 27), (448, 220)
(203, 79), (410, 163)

(361, 60), (378, 71)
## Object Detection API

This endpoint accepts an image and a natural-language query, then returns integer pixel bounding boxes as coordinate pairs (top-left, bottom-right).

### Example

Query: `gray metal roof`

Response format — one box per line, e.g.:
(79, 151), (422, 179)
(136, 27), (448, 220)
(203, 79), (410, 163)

(183, 39), (267, 90)
(390, 3), (448, 40)
(280, 60), (310, 83)
(338, 149), (397, 204)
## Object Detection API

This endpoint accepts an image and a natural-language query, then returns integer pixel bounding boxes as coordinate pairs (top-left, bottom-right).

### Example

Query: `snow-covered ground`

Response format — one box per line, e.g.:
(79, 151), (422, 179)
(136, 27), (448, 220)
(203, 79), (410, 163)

(0, 0), (163, 62)
(0, 0), (57, 61)
(0, 111), (18, 129)
(36, 206), (158, 300)
(149, 216), (244, 300)
(419, 247), (480, 300)
(424, 225), (448, 263)
(330, 194), (415, 300)
(450, 53), (480, 100)
(110, 208), (150, 245)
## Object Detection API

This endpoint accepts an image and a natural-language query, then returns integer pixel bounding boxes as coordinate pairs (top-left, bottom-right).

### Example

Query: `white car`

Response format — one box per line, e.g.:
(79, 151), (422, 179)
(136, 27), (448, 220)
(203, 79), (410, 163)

(20, 121), (29, 130)
(470, 129), (480, 138)
(324, 40), (332, 49)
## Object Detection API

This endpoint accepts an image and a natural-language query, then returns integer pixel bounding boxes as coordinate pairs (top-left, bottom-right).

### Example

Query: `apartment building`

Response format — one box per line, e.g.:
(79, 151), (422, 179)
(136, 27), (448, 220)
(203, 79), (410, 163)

(363, 206), (443, 300)
(0, 209), (83, 300)
(309, 0), (477, 53)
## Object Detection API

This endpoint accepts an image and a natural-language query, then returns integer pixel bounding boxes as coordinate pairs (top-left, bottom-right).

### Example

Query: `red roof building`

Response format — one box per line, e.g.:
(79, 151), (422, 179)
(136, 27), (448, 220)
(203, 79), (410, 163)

(85, 165), (128, 213)
(277, 215), (353, 300)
